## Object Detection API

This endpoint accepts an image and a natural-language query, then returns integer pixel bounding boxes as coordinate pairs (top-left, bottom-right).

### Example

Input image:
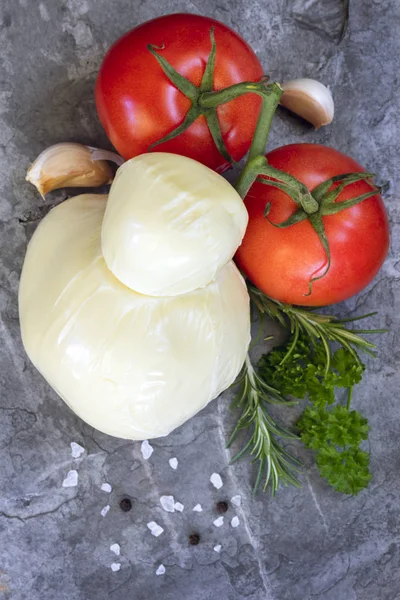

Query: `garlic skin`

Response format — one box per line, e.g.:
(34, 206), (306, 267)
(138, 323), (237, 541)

(19, 194), (250, 440)
(26, 143), (113, 197)
(101, 153), (249, 296)
(280, 79), (334, 129)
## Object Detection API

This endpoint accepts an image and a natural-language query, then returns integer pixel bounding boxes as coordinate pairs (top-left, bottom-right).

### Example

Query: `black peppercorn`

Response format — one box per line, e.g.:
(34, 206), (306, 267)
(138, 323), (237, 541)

(119, 498), (132, 512)
(188, 532), (200, 545)
(216, 500), (228, 513)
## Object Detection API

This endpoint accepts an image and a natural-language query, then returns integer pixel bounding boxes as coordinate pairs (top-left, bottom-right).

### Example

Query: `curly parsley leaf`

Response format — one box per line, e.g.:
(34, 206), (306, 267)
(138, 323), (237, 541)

(332, 348), (365, 388)
(316, 447), (372, 495)
(258, 339), (310, 399)
(298, 405), (369, 450)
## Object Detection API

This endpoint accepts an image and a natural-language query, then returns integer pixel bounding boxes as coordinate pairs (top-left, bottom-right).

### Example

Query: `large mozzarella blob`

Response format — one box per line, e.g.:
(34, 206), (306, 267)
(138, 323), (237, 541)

(101, 153), (248, 296)
(19, 195), (250, 440)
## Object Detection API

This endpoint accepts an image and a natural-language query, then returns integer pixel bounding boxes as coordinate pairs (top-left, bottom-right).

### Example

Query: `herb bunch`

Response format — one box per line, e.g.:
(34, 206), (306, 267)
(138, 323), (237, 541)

(229, 284), (385, 495)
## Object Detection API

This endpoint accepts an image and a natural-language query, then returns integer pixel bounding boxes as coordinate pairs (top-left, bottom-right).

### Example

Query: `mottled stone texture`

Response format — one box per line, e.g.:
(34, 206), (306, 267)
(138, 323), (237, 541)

(0, 0), (399, 599)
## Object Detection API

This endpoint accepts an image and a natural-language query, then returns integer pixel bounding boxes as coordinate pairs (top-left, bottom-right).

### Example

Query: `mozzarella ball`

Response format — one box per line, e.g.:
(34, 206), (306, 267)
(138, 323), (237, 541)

(19, 195), (250, 440)
(101, 153), (248, 296)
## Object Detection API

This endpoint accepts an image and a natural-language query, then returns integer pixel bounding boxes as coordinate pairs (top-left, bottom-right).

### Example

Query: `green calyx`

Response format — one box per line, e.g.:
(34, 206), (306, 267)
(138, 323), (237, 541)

(147, 29), (276, 166)
(259, 170), (379, 295)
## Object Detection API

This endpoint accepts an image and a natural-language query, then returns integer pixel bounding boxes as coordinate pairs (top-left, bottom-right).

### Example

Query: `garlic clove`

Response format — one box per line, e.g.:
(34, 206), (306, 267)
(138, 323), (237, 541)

(279, 78), (334, 130)
(26, 142), (114, 198)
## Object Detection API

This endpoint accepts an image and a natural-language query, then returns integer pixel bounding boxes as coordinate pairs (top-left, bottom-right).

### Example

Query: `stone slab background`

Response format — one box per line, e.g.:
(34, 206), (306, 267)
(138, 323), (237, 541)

(0, 1), (399, 598)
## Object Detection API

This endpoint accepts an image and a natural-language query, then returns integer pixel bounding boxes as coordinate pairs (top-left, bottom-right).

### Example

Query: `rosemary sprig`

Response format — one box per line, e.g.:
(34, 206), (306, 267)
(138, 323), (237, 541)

(228, 355), (302, 495)
(248, 283), (385, 374)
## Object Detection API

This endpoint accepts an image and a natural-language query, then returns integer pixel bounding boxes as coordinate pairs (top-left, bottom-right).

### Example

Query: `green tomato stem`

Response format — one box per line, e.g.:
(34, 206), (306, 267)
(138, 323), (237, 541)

(235, 83), (283, 199)
(235, 155), (267, 199)
(198, 78), (274, 108)
(247, 83), (283, 161)
(258, 163), (319, 213)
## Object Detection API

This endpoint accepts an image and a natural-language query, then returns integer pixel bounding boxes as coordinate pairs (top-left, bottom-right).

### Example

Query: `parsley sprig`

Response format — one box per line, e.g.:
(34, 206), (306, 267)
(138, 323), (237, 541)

(229, 284), (385, 495)
(259, 333), (371, 494)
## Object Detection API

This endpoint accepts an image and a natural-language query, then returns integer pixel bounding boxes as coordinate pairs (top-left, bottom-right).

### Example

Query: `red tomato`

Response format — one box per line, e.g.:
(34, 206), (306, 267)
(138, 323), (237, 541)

(95, 13), (263, 172)
(235, 144), (389, 306)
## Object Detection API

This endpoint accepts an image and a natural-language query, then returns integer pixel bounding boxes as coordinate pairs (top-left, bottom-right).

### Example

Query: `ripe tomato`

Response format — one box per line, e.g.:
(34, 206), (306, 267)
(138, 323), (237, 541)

(235, 144), (389, 306)
(95, 13), (263, 173)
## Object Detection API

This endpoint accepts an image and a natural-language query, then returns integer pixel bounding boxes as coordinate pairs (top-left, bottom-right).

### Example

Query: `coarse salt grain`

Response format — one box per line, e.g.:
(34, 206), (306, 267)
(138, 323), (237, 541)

(174, 501), (184, 512)
(156, 564), (166, 575)
(101, 505), (110, 517)
(62, 470), (78, 488)
(141, 440), (154, 460)
(214, 545), (222, 553)
(147, 521), (164, 537)
(169, 457), (178, 470)
(70, 442), (85, 458)
(210, 473), (223, 489)
(110, 543), (120, 556)
(231, 516), (240, 528)
(192, 504), (203, 512)
(213, 516), (224, 527)
(231, 495), (241, 507)
(111, 563), (121, 572)
(101, 483), (112, 493)
(160, 495), (175, 513)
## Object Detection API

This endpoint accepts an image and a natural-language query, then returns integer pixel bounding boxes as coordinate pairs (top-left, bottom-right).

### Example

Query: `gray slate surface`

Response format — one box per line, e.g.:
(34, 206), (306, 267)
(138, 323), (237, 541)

(1, 0), (399, 599)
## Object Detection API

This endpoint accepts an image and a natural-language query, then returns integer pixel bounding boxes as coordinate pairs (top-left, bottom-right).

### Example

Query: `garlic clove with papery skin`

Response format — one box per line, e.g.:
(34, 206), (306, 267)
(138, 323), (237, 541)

(26, 142), (114, 198)
(279, 78), (334, 130)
